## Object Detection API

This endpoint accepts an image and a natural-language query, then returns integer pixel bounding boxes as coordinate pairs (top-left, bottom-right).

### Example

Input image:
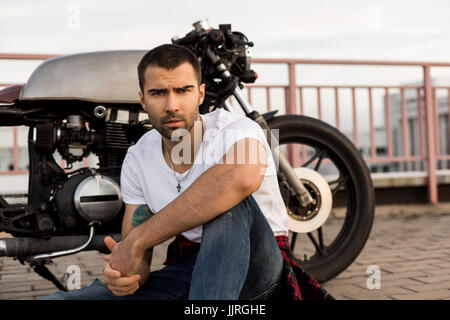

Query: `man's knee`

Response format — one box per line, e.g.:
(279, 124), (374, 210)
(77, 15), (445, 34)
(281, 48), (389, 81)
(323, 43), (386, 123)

(202, 207), (250, 241)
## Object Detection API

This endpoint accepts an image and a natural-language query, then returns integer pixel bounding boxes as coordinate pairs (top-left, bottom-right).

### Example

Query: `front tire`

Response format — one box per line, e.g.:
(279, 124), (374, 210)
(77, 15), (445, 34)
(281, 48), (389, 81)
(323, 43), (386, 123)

(267, 114), (375, 282)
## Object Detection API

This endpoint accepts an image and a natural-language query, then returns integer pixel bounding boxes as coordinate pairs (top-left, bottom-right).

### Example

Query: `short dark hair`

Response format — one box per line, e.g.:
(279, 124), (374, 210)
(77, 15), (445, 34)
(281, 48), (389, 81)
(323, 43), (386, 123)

(137, 44), (202, 92)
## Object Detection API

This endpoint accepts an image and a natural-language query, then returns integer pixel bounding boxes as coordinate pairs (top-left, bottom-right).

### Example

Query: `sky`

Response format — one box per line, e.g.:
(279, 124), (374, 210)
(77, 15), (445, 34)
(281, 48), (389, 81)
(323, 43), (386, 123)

(2, 0), (450, 59)
(1, 0), (450, 132)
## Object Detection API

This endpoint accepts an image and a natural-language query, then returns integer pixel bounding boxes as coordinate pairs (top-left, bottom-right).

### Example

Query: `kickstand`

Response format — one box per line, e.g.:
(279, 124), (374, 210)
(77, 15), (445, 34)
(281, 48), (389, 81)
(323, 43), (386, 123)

(28, 259), (68, 292)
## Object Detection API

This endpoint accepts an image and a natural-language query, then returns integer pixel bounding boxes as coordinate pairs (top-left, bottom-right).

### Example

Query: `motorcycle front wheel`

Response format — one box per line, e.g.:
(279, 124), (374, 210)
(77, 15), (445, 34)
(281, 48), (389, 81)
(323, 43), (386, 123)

(266, 114), (375, 283)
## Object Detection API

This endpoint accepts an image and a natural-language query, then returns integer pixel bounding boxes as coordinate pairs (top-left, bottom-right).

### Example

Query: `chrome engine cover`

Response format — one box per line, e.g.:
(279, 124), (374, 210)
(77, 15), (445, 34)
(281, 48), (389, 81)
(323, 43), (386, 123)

(74, 175), (123, 222)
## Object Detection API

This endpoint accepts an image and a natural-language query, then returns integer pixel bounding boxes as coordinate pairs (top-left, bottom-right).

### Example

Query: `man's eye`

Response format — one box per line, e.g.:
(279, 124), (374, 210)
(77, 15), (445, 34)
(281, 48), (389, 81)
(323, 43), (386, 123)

(176, 88), (190, 94)
(151, 91), (164, 96)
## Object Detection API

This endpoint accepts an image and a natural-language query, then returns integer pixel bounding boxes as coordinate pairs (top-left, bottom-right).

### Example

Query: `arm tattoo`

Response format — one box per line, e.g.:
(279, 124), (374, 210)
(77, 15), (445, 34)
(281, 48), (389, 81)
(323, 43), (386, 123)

(131, 205), (154, 228)
(131, 205), (154, 252)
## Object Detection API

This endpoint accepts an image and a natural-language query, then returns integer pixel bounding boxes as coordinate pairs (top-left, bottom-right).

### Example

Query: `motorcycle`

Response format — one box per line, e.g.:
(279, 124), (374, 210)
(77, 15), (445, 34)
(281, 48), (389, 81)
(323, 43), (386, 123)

(0, 20), (374, 291)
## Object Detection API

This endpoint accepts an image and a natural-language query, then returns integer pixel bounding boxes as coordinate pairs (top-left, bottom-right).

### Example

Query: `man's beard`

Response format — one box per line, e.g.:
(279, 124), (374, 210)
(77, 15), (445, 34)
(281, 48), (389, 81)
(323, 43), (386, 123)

(152, 110), (199, 141)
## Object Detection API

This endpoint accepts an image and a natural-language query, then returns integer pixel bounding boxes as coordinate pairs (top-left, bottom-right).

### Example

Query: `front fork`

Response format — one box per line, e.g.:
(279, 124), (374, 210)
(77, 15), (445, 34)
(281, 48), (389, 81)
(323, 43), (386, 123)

(224, 91), (315, 208)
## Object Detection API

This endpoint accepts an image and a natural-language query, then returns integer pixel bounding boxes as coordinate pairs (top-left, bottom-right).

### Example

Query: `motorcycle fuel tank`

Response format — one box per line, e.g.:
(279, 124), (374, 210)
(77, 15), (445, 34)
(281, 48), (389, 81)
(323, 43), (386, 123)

(20, 50), (147, 103)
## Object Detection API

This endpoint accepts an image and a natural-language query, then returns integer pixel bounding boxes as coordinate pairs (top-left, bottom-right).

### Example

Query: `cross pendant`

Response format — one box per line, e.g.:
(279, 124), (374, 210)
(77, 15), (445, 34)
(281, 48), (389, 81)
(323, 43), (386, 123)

(177, 183), (181, 192)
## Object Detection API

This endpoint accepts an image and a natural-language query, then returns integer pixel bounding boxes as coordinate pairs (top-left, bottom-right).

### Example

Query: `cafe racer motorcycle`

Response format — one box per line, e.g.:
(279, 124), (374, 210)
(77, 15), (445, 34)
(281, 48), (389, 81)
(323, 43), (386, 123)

(0, 20), (374, 290)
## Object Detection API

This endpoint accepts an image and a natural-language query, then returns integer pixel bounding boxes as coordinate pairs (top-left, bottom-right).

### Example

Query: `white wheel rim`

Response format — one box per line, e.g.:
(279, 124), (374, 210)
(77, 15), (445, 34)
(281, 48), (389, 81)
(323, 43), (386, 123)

(287, 167), (333, 233)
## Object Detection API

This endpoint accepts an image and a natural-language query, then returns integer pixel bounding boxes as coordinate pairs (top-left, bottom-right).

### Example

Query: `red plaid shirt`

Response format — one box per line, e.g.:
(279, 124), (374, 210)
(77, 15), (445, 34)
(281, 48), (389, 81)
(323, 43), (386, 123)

(164, 234), (334, 300)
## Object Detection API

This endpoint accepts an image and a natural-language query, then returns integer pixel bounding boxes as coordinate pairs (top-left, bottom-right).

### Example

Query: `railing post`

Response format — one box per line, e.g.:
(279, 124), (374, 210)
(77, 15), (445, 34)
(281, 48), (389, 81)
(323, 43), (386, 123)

(286, 62), (301, 167)
(287, 62), (297, 114)
(423, 65), (438, 203)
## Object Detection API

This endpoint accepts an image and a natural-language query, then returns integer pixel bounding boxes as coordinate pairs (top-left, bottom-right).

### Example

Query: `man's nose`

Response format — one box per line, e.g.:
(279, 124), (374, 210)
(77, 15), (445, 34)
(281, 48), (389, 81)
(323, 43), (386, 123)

(164, 91), (179, 113)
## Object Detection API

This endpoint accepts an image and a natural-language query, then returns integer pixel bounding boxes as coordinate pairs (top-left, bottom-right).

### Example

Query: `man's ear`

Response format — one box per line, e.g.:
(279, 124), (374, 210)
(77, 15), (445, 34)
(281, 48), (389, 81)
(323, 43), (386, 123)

(138, 91), (147, 111)
(198, 83), (206, 105)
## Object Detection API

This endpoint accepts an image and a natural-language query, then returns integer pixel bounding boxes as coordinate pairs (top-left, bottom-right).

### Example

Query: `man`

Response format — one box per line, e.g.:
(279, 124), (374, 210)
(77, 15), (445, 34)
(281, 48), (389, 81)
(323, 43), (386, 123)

(43, 44), (332, 300)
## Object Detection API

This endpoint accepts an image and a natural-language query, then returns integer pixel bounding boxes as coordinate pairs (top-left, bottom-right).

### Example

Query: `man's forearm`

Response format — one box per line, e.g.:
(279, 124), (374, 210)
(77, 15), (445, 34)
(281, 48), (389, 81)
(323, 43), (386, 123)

(127, 163), (261, 253)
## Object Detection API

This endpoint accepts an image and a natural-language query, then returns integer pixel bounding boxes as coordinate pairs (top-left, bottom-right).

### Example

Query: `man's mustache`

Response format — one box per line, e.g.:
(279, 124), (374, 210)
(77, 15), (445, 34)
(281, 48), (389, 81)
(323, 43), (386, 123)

(161, 115), (185, 123)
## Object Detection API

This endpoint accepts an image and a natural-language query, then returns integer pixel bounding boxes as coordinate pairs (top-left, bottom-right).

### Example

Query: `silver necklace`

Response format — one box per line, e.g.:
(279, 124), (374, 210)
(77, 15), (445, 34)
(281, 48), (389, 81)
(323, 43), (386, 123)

(162, 118), (203, 193)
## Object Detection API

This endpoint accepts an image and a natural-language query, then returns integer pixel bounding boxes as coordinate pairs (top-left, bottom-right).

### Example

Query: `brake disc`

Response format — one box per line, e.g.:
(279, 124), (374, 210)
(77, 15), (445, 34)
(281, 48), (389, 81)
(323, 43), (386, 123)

(286, 167), (333, 233)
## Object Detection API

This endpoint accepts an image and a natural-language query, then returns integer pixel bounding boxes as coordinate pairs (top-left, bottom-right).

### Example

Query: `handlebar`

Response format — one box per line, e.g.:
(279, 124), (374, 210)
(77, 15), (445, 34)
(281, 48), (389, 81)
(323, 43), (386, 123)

(172, 30), (206, 46)
(171, 21), (258, 111)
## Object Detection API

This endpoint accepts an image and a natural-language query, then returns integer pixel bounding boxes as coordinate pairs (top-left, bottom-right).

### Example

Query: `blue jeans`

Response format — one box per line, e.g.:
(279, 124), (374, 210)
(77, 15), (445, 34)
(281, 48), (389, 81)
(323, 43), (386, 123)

(41, 195), (283, 300)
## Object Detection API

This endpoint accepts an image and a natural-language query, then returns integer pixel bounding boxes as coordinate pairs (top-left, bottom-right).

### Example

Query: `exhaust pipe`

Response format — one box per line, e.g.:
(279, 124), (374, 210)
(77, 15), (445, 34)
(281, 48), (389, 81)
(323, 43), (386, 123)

(0, 234), (121, 258)
(0, 239), (6, 256)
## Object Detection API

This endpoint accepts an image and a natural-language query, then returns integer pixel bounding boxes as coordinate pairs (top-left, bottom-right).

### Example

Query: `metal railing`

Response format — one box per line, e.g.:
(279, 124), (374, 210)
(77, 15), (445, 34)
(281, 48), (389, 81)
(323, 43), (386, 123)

(246, 58), (450, 204)
(1, 54), (450, 203)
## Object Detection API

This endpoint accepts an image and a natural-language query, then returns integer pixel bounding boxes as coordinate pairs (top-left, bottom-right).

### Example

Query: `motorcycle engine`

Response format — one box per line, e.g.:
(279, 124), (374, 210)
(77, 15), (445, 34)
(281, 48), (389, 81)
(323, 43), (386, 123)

(53, 169), (123, 228)
(30, 108), (150, 230)
(34, 108), (139, 167)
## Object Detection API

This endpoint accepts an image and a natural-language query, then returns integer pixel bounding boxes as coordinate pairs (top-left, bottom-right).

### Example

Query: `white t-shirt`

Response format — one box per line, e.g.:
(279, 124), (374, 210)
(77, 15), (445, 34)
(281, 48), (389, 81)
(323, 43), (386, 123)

(120, 108), (289, 243)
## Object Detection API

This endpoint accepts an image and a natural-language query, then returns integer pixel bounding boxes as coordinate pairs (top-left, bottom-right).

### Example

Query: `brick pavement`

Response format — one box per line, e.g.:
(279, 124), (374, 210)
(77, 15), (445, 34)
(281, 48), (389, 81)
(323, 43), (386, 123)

(322, 206), (450, 300)
(0, 204), (449, 300)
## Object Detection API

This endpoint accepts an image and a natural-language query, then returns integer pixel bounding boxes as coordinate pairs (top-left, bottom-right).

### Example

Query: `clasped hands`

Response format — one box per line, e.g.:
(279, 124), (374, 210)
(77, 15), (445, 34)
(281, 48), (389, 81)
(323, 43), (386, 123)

(102, 232), (151, 296)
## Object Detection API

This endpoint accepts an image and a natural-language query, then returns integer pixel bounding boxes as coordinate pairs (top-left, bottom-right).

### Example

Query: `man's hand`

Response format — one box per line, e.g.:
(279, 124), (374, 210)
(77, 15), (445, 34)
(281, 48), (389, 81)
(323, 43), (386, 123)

(103, 236), (151, 296)
(104, 235), (148, 276)
(103, 261), (141, 296)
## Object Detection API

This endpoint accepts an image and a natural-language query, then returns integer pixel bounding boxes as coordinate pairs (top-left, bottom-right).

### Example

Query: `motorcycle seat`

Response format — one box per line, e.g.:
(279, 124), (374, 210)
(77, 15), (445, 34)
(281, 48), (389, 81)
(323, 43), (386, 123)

(0, 84), (23, 103)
